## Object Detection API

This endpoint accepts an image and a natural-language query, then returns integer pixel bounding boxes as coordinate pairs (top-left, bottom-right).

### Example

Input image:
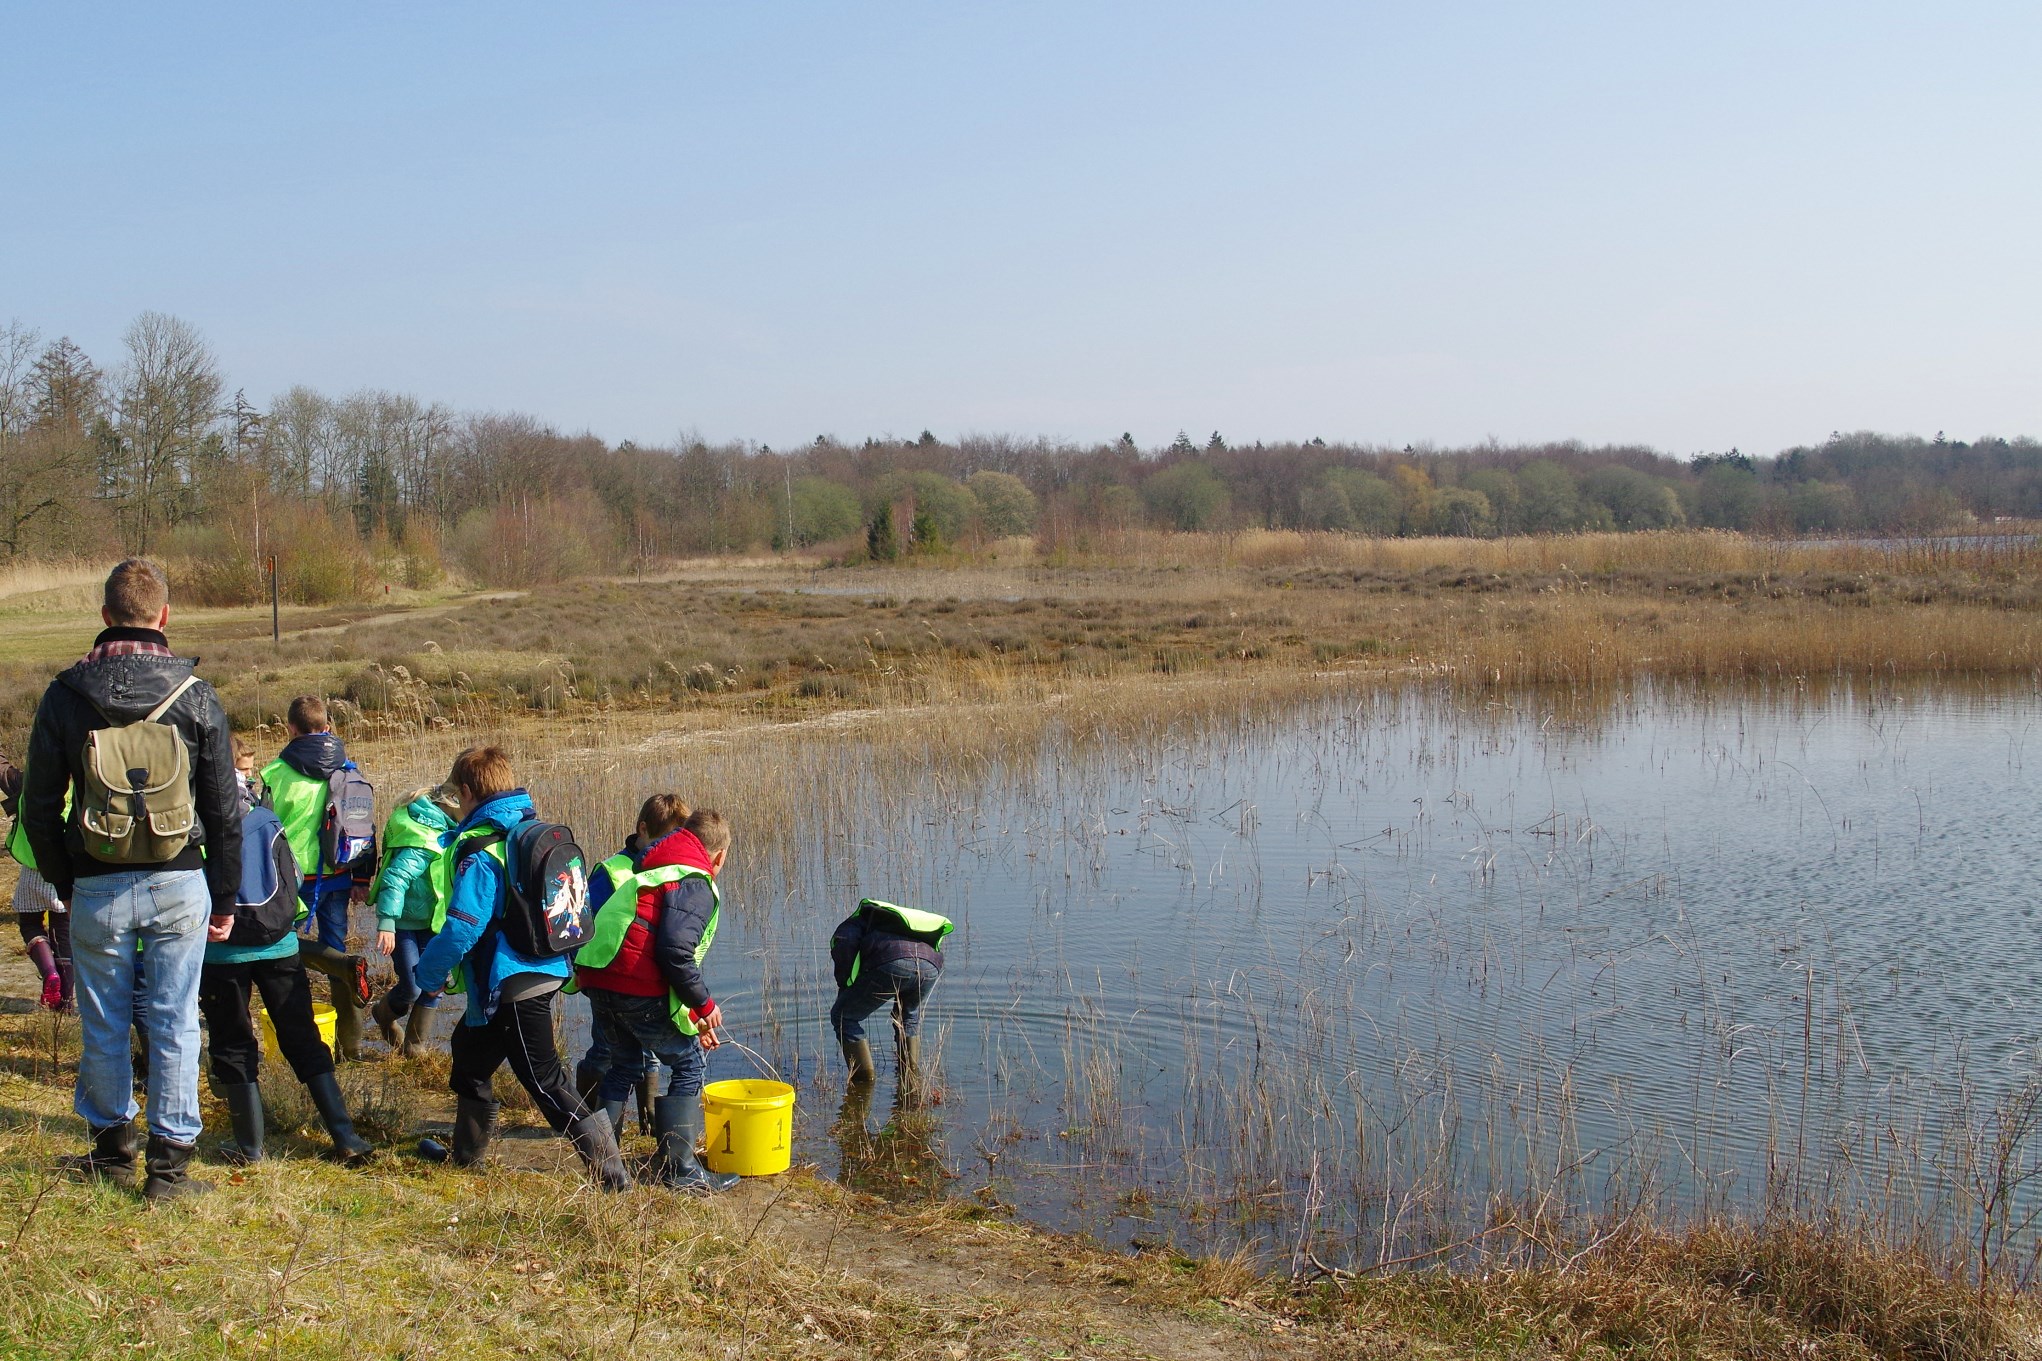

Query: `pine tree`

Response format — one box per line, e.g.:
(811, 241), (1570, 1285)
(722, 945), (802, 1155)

(866, 506), (898, 562)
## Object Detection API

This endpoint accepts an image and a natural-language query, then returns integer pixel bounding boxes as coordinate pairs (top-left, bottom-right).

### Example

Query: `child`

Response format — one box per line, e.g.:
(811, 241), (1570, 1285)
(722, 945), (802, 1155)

(576, 803), (739, 1193)
(830, 898), (953, 1101)
(262, 697), (375, 1056)
(5, 752), (72, 1011)
(367, 785), (460, 1056)
(573, 808), (663, 1117)
(196, 749), (374, 1165)
(230, 734), (260, 813)
(413, 746), (628, 1190)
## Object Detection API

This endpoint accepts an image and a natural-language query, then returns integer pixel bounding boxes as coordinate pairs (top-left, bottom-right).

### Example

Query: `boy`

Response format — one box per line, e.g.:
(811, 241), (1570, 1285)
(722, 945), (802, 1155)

(262, 697), (374, 1057)
(576, 804), (739, 1193)
(830, 898), (952, 1102)
(412, 746), (628, 1189)
(197, 751), (374, 1165)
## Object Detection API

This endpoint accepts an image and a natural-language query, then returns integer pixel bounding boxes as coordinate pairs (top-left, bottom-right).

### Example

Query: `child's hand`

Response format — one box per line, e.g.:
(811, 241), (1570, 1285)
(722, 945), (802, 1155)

(376, 930), (396, 957)
(696, 1002), (725, 1050)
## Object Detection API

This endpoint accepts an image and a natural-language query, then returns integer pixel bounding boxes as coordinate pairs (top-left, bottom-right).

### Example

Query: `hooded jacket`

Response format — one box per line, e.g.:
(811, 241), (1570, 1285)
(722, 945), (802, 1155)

(371, 794), (456, 933)
(22, 627), (241, 913)
(574, 826), (719, 1018)
(412, 790), (571, 1025)
(262, 731), (377, 886)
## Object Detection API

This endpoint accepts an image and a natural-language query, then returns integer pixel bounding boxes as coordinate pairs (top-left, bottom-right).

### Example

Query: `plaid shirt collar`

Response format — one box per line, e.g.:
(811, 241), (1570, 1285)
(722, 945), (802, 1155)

(82, 627), (174, 664)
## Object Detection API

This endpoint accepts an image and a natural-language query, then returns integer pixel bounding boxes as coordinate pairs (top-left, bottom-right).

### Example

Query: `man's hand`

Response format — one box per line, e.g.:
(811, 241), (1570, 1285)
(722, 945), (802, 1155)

(695, 1002), (725, 1050)
(348, 883), (369, 906)
(207, 913), (235, 943)
(376, 930), (396, 957)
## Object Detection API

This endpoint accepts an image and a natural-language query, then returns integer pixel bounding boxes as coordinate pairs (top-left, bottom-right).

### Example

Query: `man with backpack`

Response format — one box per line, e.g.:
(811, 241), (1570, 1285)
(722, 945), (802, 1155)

(20, 559), (242, 1201)
(261, 697), (375, 1058)
(412, 746), (628, 1190)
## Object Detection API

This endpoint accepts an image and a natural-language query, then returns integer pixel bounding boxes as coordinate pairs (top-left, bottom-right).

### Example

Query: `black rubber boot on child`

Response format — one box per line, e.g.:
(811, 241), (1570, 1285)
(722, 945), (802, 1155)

(219, 1083), (265, 1163)
(841, 1036), (877, 1086)
(420, 1098), (496, 1166)
(305, 1071), (375, 1164)
(651, 1090), (738, 1194)
(566, 1111), (633, 1192)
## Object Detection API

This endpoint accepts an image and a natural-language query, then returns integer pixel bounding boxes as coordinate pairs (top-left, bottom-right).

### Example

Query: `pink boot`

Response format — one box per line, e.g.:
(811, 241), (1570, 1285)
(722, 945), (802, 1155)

(26, 937), (61, 1010)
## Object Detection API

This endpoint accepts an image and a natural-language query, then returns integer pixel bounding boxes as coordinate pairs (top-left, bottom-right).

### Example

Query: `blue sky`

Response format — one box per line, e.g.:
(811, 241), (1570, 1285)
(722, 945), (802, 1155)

(3, 2), (2036, 453)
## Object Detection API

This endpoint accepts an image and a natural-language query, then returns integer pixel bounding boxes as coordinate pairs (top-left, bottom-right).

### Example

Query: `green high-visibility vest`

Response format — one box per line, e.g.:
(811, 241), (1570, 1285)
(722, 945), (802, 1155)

(262, 759), (330, 878)
(847, 898), (953, 986)
(429, 823), (506, 995)
(6, 757), (70, 872)
(369, 801), (450, 912)
(575, 861), (721, 1035)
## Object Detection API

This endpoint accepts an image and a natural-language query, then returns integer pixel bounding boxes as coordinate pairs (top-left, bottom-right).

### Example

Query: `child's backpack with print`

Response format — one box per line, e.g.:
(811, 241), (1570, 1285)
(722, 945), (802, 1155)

(320, 763), (377, 870)
(461, 821), (591, 958)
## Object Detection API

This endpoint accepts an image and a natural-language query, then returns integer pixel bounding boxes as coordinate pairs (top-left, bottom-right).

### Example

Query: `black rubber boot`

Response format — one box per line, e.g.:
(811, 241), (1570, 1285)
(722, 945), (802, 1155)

(651, 1090), (738, 1193)
(300, 944), (370, 1060)
(601, 1098), (629, 1141)
(842, 1036), (877, 1086)
(142, 1135), (213, 1203)
(565, 1112), (633, 1192)
(635, 1068), (659, 1137)
(370, 995), (403, 1050)
(305, 1071), (374, 1164)
(218, 1083), (265, 1163)
(60, 1121), (139, 1187)
(421, 1097), (497, 1166)
(400, 1003), (439, 1057)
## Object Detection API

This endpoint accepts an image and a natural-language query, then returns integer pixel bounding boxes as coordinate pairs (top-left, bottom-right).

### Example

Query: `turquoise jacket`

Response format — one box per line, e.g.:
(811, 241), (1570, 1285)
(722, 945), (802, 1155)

(373, 796), (456, 932)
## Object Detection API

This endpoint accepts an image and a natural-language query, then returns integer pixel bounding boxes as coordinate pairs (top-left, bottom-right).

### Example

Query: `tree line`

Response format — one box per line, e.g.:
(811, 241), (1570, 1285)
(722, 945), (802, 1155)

(3, 312), (2036, 598)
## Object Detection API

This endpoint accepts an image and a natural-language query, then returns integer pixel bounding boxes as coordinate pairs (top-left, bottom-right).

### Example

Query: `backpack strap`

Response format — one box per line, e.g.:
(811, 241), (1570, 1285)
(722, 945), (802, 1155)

(143, 675), (200, 723)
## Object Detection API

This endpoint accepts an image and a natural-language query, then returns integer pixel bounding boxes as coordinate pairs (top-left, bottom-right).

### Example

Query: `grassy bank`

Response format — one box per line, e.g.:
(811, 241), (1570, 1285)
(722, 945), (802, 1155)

(0, 989), (2030, 1361)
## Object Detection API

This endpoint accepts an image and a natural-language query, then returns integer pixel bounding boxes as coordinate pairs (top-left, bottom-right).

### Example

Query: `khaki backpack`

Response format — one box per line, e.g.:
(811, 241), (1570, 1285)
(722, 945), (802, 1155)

(77, 676), (202, 865)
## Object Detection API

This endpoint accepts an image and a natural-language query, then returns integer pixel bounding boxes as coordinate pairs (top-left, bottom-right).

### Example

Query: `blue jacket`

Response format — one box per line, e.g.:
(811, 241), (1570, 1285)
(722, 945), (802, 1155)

(413, 790), (570, 1025)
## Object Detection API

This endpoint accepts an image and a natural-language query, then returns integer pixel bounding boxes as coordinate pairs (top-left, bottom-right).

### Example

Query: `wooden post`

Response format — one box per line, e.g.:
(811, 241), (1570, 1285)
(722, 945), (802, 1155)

(269, 555), (280, 646)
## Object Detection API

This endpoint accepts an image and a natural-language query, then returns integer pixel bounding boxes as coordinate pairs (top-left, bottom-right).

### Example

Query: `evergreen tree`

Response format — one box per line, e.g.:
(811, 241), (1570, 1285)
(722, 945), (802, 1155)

(866, 505), (898, 562)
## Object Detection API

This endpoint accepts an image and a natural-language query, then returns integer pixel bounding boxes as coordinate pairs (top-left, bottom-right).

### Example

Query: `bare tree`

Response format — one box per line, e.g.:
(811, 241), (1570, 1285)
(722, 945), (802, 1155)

(112, 312), (223, 550)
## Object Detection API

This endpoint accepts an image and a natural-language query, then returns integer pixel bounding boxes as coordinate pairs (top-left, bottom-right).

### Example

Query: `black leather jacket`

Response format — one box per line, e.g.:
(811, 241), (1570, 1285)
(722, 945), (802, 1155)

(22, 627), (241, 913)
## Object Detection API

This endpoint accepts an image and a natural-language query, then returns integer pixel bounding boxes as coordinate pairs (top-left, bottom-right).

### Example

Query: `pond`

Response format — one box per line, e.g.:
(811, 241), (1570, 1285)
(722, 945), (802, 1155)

(563, 681), (2042, 1265)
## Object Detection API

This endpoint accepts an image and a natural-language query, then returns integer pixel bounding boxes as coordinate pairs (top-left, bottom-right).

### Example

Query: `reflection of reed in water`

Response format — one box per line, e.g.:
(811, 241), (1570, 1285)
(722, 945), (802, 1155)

(831, 1084), (953, 1204)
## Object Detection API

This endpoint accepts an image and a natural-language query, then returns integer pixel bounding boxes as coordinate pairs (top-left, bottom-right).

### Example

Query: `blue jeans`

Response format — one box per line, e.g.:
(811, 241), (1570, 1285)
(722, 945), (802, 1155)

(587, 990), (703, 1112)
(386, 927), (437, 1013)
(300, 877), (353, 952)
(70, 869), (210, 1143)
(831, 957), (940, 1045)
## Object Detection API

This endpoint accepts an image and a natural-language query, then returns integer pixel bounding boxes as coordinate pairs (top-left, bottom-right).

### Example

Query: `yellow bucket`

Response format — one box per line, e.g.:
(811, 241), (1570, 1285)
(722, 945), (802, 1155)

(701, 1079), (795, 1177)
(258, 1002), (338, 1057)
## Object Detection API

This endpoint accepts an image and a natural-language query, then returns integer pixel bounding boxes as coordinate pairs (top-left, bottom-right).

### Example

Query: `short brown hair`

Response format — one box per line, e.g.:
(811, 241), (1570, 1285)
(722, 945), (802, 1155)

(448, 746), (515, 801)
(103, 558), (169, 627)
(230, 734), (253, 762)
(636, 793), (691, 841)
(286, 696), (330, 733)
(684, 808), (730, 858)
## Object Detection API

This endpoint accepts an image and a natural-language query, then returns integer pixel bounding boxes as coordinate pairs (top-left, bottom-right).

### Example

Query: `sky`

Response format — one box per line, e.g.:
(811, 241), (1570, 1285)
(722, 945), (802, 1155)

(3, 2), (2038, 455)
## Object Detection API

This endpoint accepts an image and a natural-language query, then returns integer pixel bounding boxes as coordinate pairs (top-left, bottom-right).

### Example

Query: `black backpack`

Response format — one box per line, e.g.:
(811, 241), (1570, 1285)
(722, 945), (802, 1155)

(231, 805), (302, 948)
(459, 821), (592, 958)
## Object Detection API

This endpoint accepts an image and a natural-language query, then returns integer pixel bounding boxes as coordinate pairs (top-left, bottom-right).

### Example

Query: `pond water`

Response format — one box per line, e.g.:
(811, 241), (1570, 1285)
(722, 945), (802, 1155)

(565, 681), (2042, 1264)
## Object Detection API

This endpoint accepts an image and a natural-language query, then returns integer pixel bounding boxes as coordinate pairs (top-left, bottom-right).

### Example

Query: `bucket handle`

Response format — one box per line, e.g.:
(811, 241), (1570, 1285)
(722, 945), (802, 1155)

(722, 1037), (782, 1083)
